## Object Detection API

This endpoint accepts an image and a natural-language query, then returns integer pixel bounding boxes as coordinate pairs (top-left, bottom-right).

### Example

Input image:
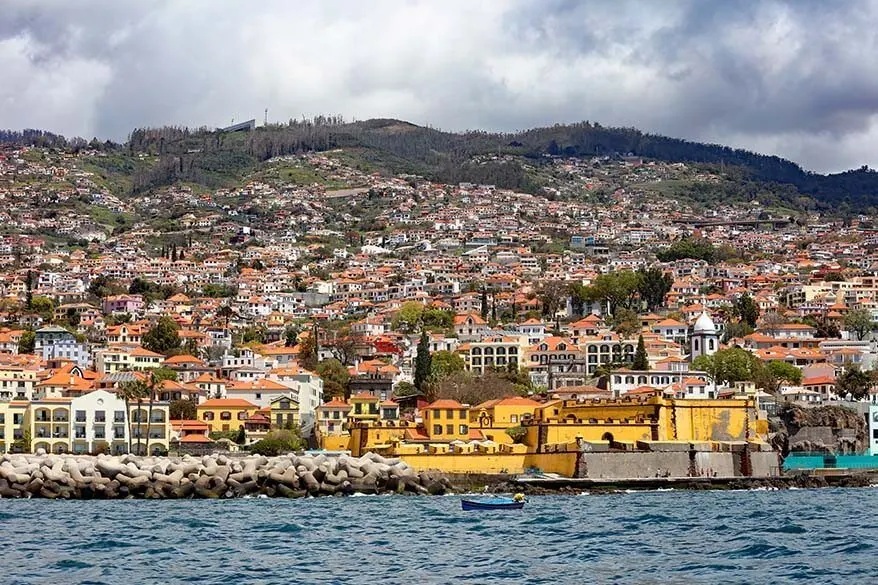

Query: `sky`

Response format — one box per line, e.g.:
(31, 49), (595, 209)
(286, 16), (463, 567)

(1, 0), (877, 173)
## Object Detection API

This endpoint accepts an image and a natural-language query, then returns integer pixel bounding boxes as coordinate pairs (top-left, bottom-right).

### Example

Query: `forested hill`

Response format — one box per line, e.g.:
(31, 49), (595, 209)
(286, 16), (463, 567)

(2, 119), (877, 210)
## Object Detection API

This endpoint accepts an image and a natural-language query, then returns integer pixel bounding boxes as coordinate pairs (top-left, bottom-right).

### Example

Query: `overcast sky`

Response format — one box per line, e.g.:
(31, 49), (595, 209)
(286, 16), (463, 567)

(1, 0), (876, 173)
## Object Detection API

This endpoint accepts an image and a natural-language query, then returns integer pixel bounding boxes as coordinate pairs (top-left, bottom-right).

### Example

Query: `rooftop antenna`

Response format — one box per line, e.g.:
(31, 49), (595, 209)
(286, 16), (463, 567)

(264, 108), (268, 126)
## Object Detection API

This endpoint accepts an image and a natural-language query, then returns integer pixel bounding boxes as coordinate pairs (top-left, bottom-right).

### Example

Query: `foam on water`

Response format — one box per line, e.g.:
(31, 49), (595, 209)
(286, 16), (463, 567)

(1, 489), (877, 584)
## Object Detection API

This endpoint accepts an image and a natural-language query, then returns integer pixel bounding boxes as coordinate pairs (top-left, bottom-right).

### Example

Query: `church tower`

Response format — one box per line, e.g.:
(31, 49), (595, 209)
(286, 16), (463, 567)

(690, 310), (718, 361)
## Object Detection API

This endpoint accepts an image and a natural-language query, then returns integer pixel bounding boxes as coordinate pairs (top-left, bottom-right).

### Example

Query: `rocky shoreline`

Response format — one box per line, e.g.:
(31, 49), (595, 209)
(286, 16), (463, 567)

(0, 452), (451, 499)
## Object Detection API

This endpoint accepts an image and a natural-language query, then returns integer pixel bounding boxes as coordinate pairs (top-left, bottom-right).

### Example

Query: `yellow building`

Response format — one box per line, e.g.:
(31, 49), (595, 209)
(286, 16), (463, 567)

(525, 395), (760, 449)
(270, 395), (300, 429)
(197, 398), (260, 433)
(30, 397), (73, 454)
(422, 399), (470, 442)
(349, 393), (381, 423)
(0, 366), (38, 401)
(469, 396), (542, 444)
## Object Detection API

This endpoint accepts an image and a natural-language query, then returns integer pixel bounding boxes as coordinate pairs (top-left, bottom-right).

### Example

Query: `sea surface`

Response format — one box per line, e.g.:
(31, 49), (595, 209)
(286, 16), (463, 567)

(1, 488), (876, 584)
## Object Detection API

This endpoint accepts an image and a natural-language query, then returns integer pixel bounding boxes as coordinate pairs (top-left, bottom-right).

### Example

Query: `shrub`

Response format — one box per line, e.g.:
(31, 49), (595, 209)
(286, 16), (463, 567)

(249, 430), (306, 456)
(506, 426), (528, 444)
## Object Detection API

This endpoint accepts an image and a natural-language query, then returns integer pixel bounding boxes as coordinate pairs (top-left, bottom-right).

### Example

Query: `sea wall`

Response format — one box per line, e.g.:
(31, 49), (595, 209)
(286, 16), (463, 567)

(577, 451), (781, 479)
(0, 452), (450, 499)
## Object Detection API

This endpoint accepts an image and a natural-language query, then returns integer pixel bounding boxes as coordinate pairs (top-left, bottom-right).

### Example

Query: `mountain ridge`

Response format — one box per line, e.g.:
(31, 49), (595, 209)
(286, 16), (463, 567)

(1, 119), (876, 211)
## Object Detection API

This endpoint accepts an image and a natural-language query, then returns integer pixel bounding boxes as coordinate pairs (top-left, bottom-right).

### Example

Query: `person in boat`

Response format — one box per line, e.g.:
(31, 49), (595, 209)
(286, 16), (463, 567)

(513, 493), (525, 502)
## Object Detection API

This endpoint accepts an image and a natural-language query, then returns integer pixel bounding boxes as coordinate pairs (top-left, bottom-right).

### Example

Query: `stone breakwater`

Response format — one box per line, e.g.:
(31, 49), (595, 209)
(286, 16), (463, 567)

(0, 452), (451, 499)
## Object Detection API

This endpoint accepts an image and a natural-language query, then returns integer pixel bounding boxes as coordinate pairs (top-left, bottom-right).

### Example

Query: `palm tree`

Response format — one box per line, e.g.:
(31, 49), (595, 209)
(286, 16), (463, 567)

(144, 372), (158, 456)
(120, 379), (148, 454)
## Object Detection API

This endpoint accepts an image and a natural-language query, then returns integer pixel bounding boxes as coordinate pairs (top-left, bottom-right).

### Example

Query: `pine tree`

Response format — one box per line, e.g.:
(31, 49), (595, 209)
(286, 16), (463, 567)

(480, 288), (489, 321)
(414, 329), (432, 392)
(171, 244), (178, 262)
(633, 334), (649, 370)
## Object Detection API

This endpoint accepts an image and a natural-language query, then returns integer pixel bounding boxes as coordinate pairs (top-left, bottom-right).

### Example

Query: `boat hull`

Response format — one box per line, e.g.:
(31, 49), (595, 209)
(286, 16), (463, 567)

(461, 499), (525, 511)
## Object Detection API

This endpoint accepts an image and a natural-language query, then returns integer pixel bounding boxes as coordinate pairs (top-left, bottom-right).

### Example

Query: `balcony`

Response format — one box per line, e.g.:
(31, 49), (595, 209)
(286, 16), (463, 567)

(94, 416), (106, 423)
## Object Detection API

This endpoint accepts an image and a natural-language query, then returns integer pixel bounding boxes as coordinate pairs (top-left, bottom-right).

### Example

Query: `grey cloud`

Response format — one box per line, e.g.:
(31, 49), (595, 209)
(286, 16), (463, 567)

(1, 0), (878, 172)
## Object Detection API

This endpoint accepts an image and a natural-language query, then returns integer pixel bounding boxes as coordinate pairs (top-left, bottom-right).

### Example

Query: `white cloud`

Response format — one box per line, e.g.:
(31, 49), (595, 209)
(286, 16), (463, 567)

(1, 0), (877, 172)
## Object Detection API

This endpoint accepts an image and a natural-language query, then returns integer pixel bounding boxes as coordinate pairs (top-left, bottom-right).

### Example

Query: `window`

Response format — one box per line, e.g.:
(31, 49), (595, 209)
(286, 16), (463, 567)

(459, 425), (468, 435)
(95, 411), (106, 423)
(203, 412), (215, 421)
(237, 412), (248, 420)
(446, 424), (454, 435)
(220, 411), (232, 420)
(446, 409), (454, 419)
(433, 424), (442, 435)
(332, 411), (340, 420)
(510, 414), (518, 423)
(114, 411), (125, 423)
(433, 410), (441, 420)
(75, 410), (86, 422)
(458, 409), (467, 419)
(222, 424), (230, 432)
(873, 429), (878, 439)
(13, 413), (22, 425)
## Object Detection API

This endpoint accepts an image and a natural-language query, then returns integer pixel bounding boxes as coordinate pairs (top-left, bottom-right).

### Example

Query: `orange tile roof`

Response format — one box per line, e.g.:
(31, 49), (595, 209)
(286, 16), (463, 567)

(198, 398), (258, 408)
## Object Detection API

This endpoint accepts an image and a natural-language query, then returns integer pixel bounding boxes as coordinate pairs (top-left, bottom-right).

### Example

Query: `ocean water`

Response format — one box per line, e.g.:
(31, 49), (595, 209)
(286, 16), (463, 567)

(1, 488), (876, 584)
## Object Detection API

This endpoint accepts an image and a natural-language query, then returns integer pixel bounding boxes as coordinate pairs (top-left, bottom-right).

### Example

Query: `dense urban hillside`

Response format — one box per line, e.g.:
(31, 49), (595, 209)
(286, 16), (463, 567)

(2, 119), (877, 211)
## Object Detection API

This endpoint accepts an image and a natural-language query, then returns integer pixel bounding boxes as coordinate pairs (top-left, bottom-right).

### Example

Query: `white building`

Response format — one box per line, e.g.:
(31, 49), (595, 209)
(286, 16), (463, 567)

(70, 390), (170, 455)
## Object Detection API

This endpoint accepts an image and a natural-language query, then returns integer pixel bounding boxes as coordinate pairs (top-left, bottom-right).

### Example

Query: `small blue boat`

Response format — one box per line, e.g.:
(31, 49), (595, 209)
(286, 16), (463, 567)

(461, 496), (525, 511)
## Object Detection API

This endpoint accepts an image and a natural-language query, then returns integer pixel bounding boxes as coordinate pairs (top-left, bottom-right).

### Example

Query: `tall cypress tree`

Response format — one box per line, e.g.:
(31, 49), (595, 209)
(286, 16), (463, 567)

(414, 329), (432, 392)
(480, 288), (489, 321)
(633, 334), (649, 370)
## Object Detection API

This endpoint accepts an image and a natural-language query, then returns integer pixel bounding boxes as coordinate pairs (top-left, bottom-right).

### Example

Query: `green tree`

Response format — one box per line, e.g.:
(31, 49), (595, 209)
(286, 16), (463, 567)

(632, 334), (649, 370)
(693, 347), (759, 386)
(284, 325), (299, 347)
(315, 358), (350, 400)
(393, 301), (424, 333)
(393, 381), (419, 397)
(835, 365), (874, 400)
(242, 325), (266, 344)
(235, 426), (247, 445)
(142, 316), (181, 354)
(610, 307), (641, 338)
(30, 296), (54, 321)
(169, 399), (196, 420)
(414, 329), (432, 392)
(636, 268), (673, 312)
(422, 308), (453, 330)
(583, 271), (640, 314)
(655, 237), (717, 264)
(733, 293), (759, 328)
(753, 360), (802, 393)
(843, 308), (874, 341)
(17, 330), (35, 354)
(151, 367), (178, 383)
(723, 321), (754, 342)
(430, 350), (466, 380)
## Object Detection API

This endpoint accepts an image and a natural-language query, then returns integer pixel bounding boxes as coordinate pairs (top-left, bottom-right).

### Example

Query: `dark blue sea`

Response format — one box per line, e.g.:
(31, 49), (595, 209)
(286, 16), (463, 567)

(1, 488), (876, 584)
